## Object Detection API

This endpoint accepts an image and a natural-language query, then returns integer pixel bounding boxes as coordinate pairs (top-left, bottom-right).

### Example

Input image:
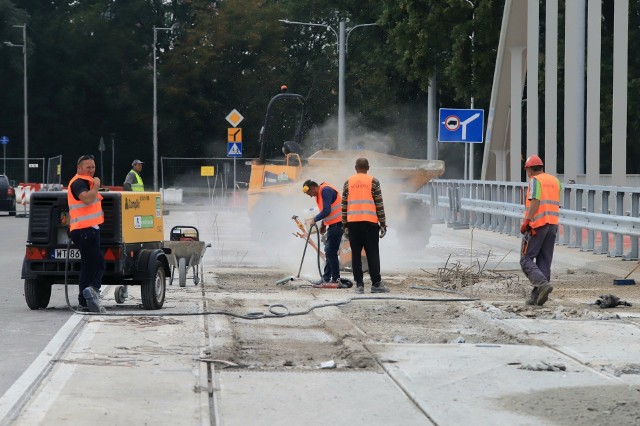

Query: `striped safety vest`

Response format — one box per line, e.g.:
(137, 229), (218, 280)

(526, 172), (561, 228)
(67, 174), (104, 231)
(346, 174), (378, 224)
(129, 170), (144, 192)
(315, 182), (341, 225)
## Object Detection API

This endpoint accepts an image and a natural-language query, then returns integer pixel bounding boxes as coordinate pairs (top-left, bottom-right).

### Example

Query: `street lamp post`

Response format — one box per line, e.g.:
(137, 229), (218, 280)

(153, 26), (173, 191)
(279, 20), (376, 151)
(4, 24), (28, 183)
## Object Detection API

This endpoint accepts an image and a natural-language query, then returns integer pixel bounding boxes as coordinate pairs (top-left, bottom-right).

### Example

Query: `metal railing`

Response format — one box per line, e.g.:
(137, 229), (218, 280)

(404, 179), (640, 260)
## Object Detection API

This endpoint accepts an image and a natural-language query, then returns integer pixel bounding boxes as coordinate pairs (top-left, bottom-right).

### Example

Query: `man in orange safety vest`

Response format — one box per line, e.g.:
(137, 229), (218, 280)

(342, 158), (389, 294)
(67, 154), (106, 313)
(520, 154), (561, 306)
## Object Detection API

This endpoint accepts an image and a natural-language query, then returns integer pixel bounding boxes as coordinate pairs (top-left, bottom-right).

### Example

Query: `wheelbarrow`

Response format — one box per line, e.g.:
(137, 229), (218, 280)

(163, 226), (211, 287)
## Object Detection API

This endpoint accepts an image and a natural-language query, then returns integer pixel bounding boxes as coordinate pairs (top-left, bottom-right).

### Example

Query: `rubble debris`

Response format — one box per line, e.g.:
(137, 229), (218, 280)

(423, 253), (522, 293)
(594, 294), (632, 309)
(319, 360), (336, 369)
(517, 361), (566, 372)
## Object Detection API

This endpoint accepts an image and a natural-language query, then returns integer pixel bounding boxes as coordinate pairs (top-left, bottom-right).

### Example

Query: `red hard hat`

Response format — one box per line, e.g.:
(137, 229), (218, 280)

(280, 85), (288, 91)
(524, 155), (543, 168)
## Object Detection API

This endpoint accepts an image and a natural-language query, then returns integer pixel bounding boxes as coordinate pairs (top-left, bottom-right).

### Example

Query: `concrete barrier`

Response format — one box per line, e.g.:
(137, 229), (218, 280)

(162, 188), (183, 205)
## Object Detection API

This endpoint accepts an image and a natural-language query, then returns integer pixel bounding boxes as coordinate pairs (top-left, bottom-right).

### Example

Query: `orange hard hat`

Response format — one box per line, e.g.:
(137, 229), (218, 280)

(524, 155), (543, 168)
(280, 85), (288, 92)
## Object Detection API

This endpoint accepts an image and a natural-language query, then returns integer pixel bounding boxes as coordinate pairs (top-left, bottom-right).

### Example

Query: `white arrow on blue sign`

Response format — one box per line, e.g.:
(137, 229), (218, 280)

(438, 108), (484, 143)
(227, 142), (242, 157)
(0, 136), (8, 145)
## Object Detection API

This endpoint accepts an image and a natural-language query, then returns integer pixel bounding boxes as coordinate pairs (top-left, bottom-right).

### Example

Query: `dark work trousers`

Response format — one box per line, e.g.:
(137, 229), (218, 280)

(322, 222), (343, 282)
(70, 227), (105, 306)
(520, 224), (558, 287)
(348, 221), (381, 285)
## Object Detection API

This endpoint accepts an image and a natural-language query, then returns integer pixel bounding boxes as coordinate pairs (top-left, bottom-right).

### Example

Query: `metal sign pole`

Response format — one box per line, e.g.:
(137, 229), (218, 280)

(111, 135), (115, 186)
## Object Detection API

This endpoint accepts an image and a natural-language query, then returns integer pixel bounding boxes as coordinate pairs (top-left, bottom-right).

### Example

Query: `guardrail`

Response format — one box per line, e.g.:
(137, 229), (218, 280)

(404, 179), (640, 260)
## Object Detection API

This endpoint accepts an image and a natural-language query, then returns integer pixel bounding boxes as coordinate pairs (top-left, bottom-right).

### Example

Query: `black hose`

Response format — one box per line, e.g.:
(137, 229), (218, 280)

(63, 236), (82, 313)
(54, 295), (479, 319)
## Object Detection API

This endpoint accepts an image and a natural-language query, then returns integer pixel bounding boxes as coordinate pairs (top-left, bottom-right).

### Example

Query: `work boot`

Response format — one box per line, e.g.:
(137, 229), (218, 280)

(525, 287), (539, 306)
(82, 287), (106, 314)
(536, 283), (553, 306)
(355, 284), (364, 294)
(371, 282), (390, 293)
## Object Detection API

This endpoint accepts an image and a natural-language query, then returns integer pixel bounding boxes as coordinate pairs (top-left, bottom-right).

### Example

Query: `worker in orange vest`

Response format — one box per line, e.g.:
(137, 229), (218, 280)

(342, 158), (389, 294)
(67, 154), (106, 313)
(520, 154), (561, 306)
(303, 180), (343, 288)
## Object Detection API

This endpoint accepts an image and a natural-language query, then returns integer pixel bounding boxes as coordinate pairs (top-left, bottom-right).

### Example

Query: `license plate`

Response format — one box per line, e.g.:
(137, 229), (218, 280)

(54, 248), (81, 260)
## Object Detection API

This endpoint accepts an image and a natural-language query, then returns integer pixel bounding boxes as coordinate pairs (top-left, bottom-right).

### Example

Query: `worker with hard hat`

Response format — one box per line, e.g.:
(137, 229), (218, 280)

(520, 154), (561, 306)
(123, 159), (144, 191)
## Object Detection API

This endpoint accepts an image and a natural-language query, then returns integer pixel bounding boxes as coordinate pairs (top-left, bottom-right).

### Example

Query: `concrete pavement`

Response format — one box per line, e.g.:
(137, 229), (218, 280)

(1, 205), (639, 425)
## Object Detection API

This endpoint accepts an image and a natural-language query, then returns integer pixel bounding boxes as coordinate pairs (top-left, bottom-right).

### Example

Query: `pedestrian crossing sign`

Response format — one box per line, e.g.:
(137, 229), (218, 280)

(227, 142), (242, 157)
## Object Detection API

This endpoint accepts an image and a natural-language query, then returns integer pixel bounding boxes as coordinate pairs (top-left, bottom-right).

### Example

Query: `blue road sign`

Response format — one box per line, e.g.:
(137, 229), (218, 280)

(227, 142), (242, 157)
(0, 136), (8, 145)
(438, 108), (485, 143)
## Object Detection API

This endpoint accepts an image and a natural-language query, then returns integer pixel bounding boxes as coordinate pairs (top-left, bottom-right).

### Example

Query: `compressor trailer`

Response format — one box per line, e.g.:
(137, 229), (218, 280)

(21, 191), (171, 310)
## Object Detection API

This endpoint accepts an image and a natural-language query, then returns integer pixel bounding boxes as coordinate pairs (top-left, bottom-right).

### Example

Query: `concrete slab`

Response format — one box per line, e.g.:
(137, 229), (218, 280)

(216, 370), (433, 426)
(505, 319), (640, 367)
(367, 343), (630, 426)
(12, 314), (209, 426)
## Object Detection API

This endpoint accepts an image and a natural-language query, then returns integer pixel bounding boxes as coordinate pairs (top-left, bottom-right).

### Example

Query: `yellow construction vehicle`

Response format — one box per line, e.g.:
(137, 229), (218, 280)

(248, 91), (445, 248)
(22, 191), (171, 310)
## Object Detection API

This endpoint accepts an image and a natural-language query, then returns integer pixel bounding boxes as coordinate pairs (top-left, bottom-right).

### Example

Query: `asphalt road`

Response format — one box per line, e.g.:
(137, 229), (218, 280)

(0, 214), (72, 396)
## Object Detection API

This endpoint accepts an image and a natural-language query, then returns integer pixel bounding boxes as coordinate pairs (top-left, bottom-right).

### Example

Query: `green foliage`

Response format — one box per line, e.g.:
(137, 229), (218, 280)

(1, 0), (640, 181)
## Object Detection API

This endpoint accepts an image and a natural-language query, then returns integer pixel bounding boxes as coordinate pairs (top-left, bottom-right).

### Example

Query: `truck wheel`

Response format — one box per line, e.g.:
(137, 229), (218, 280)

(178, 257), (187, 288)
(24, 279), (52, 310)
(114, 286), (127, 304)
(141, 260), (166, 310)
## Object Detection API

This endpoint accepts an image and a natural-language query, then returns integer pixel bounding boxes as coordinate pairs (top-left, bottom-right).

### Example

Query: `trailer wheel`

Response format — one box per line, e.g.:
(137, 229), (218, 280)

(114, 286), (127, 304)
(24, 278), (52, 310)
(178, 257), (187, 287)
(141, 260), (166, 310)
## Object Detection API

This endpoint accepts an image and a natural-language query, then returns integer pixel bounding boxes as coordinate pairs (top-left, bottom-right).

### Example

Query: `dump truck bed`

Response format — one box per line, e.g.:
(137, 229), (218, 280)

(305, 149), (445, 192)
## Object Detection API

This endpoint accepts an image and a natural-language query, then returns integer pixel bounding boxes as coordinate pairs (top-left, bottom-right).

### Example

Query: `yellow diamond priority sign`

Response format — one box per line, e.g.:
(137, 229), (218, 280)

(225, 109), (244, 127)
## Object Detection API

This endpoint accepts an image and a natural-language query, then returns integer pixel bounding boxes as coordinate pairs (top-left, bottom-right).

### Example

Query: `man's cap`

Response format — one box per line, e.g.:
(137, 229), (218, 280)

(132, 159), (144, 166)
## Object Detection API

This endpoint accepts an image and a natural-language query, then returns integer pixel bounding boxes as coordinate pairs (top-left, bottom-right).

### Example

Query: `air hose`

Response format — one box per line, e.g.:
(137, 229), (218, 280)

(62, 227), (478, 319)
(63, 236), (83, 314)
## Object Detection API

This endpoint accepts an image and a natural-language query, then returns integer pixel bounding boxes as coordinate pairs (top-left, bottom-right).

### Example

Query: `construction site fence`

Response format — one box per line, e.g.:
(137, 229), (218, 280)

(0, 158), (47, 184)
(404, 179), (640, 260)
(160, 157), (256, 199)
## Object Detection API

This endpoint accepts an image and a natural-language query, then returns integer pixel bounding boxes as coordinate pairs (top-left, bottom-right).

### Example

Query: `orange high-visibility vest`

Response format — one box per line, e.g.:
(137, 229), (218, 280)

(346, 174), (377, 223)
(316, 182), (341, 225)
(525, 173), (560, 228)
(67, 174), (104, 231)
